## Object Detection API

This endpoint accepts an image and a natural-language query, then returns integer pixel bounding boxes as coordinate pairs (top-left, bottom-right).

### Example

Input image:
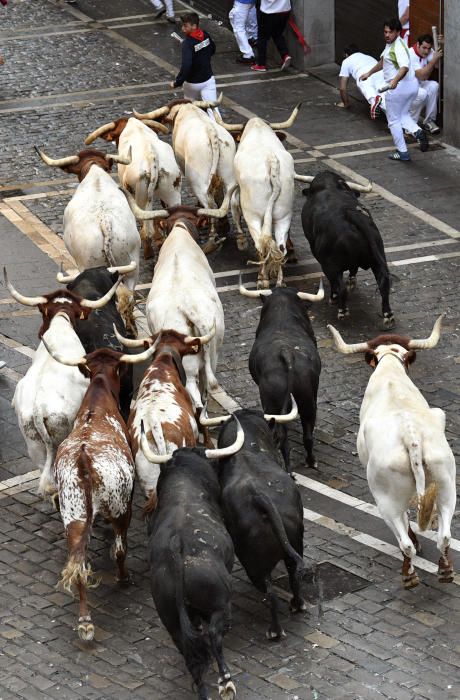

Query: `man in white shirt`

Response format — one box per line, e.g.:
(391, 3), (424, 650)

(337, 45), (386, 119)
(409, 34), (442, 134)
(361, 17), (428, 161)
(398, 0), (410, 45)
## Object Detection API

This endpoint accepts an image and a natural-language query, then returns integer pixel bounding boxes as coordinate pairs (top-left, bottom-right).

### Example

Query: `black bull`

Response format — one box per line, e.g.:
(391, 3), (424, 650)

(301, 171), (394, 327)
(249, 287), (321, 469)
(146, 448), (236, 700)
(217, 410), (316, 639)
(67, 267), (133, 421)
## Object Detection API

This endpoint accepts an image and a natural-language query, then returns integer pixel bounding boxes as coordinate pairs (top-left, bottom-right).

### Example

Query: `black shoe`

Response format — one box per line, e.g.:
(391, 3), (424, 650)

(415, 128), (429, 152)
(166, 15), (176, 23)
(153, 7), (166, 18)
(236, 55), (255, 64)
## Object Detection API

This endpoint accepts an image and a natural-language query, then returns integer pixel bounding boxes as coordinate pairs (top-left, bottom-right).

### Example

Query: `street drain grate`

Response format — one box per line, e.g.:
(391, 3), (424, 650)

(274, 561), (369, 602)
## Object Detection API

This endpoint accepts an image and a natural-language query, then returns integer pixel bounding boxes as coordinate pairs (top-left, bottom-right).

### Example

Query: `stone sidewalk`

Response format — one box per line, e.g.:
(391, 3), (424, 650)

(0, 1), (459, 699)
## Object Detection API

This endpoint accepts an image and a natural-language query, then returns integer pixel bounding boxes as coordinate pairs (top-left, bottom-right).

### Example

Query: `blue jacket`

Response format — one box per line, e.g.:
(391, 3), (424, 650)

(174, 31), (216, 87)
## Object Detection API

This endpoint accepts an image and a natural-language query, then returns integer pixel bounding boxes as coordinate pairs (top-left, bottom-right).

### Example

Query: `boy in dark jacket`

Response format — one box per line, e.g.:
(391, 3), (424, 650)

(169, 12), (219, 117)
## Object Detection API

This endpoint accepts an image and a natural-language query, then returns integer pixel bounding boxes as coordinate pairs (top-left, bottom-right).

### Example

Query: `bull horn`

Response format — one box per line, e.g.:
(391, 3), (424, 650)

(199, 402), (230, 427)
(34, 146), (79, 168)
(193, 92), (223, 109)
(346, 180), (373, 193)
(84, 121), (116, 145)
(4, 267), (47, 306)
(205, 416), (244, 459)
(328, 324), (369, 354)
(41, 336), (86, 366)
(123, 188), (169, 220)
(142, 119), (170, 135)
(297, 279), (324, 302)
(239, 272), (272, 298)
(197, 184), (238, 218)
(214, 111), (244, 133)
(184, 322), (216, 345)
(56, 263), (79, 284)
(133, 105), (170, 120)
(106, 146), (132, 165)
(140, 419), (172, 464)
(264, 395), (298, 423)
(294, 173), (315, 183)
(113, 323), (154, 348)
(408, 314), (445, 350)
(80, 277), (121, 309)
(107, 260), (137, 275)
(269, 102), (302, 130)
(120, 342), (158, 364)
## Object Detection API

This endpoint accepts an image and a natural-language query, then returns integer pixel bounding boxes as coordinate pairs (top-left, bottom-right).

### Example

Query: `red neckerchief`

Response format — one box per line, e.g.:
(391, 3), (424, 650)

(190, 29), (205, 41)
(412, 43), (423, 58)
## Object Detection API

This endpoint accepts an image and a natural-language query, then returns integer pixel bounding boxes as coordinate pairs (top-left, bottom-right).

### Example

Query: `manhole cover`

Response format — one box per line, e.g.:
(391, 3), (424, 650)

(274, 561), (369, 602)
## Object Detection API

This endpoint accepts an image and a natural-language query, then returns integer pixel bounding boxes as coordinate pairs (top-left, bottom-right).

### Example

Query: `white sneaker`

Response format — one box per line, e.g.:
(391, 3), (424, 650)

(424, 119), (440, 135)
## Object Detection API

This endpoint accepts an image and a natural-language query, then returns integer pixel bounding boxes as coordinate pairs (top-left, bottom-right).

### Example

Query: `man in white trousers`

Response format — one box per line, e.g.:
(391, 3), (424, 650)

(361, 17), (428, 162)
(150, 0), (175, 23)
(409, 34), (442, 134)
(337, 45), (386, 119)
(229, 0), (258, 64)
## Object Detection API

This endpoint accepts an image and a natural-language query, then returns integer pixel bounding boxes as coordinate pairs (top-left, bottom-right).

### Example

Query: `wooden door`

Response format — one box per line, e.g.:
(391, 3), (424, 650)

(410, 0), (443, 45)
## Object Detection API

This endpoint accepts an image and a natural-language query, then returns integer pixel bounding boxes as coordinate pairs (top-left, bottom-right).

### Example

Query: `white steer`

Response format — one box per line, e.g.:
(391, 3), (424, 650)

(5, 269), (120, 498)
(217, 105), (301, 288)
(35, 147), (140, 293)
(134, 95), (238, 245)
(329, 316), (456, 589)
(85, 116), (181, 257)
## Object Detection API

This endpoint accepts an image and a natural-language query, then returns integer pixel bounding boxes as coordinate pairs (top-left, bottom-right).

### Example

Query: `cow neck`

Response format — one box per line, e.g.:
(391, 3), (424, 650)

(83, 373), (120, 411)
(376, 353), (407, 370)
(157, 346), (187, 387)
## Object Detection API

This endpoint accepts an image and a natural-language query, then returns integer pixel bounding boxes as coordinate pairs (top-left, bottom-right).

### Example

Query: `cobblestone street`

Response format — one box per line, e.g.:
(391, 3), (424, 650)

(0, 2), (459, 699)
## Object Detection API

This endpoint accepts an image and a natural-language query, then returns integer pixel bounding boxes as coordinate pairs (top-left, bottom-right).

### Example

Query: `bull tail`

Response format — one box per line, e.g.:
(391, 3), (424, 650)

(59, 446), (99, 594)
(279, 348), (295, 413)
(259, 155), (285, 279)
(180, 303), (219, 392)
(206, 125), (221, 201)
(253, 491), (308, 589)
(136, 166), (158, 242)
(34, 412), (57, 496)
(346, 209), (390, 272)
(402, 419), (437, 531)
(170, 534), (211, 680)
(100, 218), (117, 267)
(143, 415), (167, 455)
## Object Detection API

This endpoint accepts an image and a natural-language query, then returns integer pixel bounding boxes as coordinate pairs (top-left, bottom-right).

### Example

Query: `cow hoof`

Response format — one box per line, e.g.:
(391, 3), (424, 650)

(266, 628), (287, 641)
(328, 296), (338, 306)
(51, 492), (60, 512)
(218, 680), (236, 700)
(346, 277), (357, 291)
(78, 619), (95, 641)
(236, 237), (248, 251)
(116, 573), (133, 587)
(337, 308), (350, 320)
(290, 597), (307, 613)
(383, 314), (395, 329)
(403, 573), (420, 589)
(438, 564), (454, 583)
(257, 279), (270, 290)
(285, 250), (298, 265)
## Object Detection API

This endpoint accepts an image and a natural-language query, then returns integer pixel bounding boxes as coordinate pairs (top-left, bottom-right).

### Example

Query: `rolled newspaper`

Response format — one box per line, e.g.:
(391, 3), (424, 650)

(432, 26), (439, 52)
(378, 84), (392, 93)
(171, 32), (183, 43)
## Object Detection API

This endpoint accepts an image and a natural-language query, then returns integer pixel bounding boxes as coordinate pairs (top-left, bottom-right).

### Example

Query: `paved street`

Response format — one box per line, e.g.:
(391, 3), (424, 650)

(0, 1), (459, 699)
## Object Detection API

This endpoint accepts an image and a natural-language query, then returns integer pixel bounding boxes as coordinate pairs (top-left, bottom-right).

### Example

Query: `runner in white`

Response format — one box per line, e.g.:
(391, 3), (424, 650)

(398, 0), (410, 45)
(409, 33), (443, 134)
(337, 45), (386, 119)
(361, 17), (428, 161)
(150, 0), (175, 23)
(229, 0), (258, 64)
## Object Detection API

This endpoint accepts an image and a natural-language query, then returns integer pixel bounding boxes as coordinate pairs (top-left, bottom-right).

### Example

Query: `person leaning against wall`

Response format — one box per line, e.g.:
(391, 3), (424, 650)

(251, 0), (292, 73)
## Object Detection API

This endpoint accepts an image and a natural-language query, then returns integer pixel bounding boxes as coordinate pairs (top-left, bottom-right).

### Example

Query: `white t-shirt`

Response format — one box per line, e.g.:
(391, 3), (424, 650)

(398, 0), (409, 29)
(409, 45), (434, 77)
(381, 37), (414, 82)
(260, 0), (291, 13)
(339, 53), (377, 83)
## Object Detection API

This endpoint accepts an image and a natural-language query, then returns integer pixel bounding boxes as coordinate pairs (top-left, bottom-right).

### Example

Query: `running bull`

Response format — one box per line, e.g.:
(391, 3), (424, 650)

(298, 171), (394, 327)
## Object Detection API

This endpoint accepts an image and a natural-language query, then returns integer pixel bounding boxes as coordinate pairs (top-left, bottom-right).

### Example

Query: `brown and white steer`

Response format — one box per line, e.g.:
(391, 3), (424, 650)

(5, 268), (120, 498)
(115, 327), (214, 498)
(42, 343), (155, 641)
(329, 315), (456, 589)
(134, 95), (238, 245)
(85, 116), (181, 257)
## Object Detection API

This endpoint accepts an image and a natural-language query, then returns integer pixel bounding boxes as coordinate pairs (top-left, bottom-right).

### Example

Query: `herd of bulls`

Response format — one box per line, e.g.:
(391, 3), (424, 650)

(5, 93), (456, 700)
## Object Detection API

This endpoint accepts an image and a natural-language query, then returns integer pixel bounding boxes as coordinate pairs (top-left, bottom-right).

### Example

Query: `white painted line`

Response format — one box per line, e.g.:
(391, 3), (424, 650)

(0, 469), (40, 491)
(315, 136), (393, 150)
(0, 332), (35, 358)
(296, 473), (460, 553)
(302, 507), (459, 584)
(332, 144), (418, 159)
(324, 159), (460, 241)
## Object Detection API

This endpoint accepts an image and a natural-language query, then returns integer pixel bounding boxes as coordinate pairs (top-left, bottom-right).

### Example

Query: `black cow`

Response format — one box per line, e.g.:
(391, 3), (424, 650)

(66, 267), (133, 420)
(146, 447), (236, 700)
(217, 410), (315, 639)
(247, 285), (322, 470)
(301, 171), (394, 327)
